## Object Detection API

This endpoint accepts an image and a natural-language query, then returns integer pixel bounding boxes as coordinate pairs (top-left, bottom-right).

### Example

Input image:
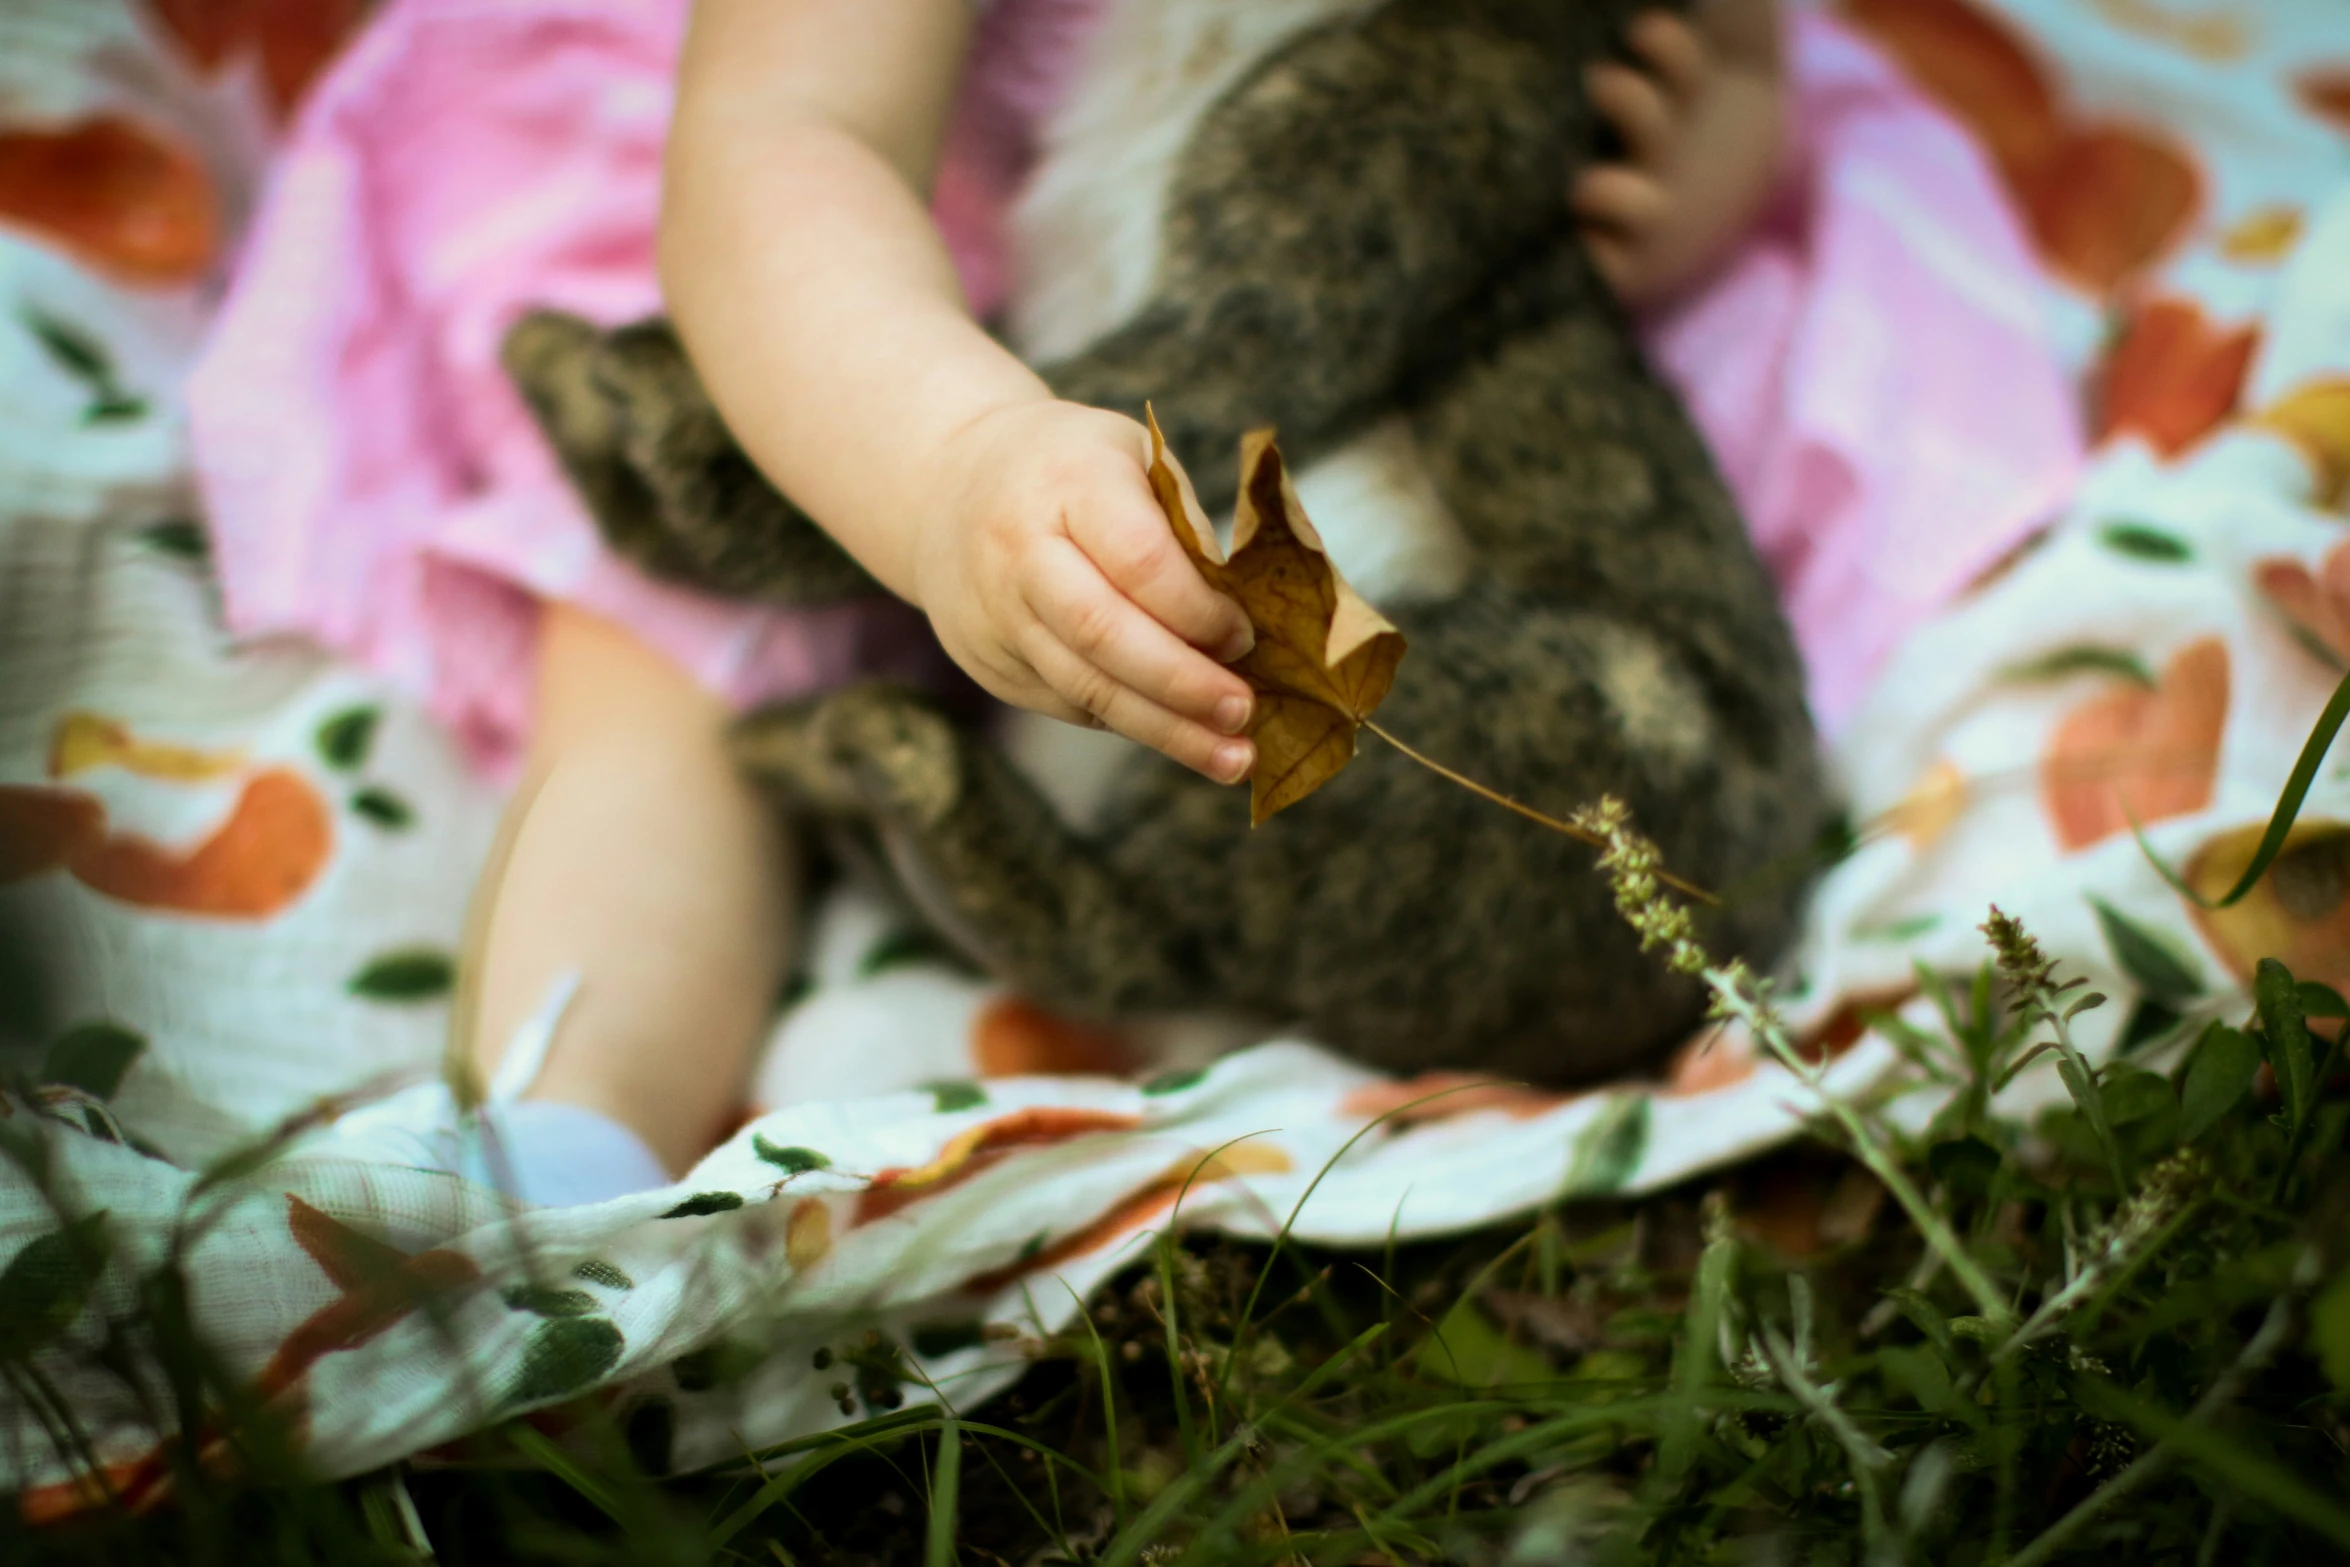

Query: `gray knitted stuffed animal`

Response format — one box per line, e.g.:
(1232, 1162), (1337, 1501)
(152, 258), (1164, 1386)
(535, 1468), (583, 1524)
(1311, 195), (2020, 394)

(502, 0), (1831, 1086)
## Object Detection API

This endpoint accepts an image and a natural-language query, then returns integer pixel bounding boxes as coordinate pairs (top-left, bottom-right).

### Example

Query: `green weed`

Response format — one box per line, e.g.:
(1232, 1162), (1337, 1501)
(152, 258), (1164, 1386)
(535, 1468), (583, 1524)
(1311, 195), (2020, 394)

(11, 695), (2350, 1565)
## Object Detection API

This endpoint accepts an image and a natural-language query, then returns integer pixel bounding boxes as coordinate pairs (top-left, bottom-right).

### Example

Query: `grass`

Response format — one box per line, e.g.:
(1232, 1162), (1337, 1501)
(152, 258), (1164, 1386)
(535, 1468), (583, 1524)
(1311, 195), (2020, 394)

(11, 697), (2350, 1564)
(9, 920), (2349, 1564)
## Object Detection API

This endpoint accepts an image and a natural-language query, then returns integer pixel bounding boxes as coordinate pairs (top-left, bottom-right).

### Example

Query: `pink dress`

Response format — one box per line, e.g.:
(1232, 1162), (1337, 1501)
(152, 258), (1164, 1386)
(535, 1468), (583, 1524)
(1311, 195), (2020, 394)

(187, 0), (2080, 781)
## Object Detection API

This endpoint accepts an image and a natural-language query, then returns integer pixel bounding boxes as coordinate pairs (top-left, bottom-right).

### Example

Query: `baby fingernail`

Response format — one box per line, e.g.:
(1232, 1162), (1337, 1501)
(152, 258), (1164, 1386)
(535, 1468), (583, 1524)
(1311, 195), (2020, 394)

(1212, 741), (1253, 784)
(1213, 694), (1252, 734)
(1218, 623), (1256, 662)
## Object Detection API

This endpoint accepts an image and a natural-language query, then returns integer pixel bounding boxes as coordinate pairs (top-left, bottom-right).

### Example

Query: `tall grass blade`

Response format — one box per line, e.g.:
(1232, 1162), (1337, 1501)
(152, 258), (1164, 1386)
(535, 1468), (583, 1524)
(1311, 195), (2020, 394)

(1067, 1282), (1127, 1533)
(2131, 664), (2350, 909)
(506, 1423), (625, 1525)
(925, 1419), (961, 1567)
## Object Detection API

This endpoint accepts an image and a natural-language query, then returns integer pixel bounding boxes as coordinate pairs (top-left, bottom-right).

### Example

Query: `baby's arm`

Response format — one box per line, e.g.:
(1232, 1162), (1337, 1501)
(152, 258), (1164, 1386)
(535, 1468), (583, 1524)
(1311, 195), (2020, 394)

(663, 0), (1255, 784)
(1575, 0), (1787, 309)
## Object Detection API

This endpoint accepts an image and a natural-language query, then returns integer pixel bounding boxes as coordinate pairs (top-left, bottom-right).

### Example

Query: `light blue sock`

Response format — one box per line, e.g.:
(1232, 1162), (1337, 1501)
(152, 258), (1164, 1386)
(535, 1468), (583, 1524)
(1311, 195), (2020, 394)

(459, 1101), (672, 1207)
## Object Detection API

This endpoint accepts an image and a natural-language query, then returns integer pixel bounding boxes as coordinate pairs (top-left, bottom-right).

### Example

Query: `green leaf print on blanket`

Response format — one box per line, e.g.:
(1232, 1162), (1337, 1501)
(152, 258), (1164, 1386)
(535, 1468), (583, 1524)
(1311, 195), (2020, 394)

(0, 1211), (110, 1356)
(40, 1022), (144, 1098)
(19, 306), (148, 424)
(348, 949), (454, 1002)
(753, 1137), (830, 1175)
(137, 518), (210, 566)
(571, 1259), (633, 1291)
(924, 1081), (987, 1114)
(1564, 1096), (1650, 1196)
(2096, 519), (2194, 563)
(506, 1317), (624, 1406)
(503, 1286), (598, 1318)
(349, 787), (414, 830)
(671, 1339), (764, 1393)
(1142, 1067), (1210, 1097)
(1997, 645), (2156, 687)
(314, 706), (381, 772)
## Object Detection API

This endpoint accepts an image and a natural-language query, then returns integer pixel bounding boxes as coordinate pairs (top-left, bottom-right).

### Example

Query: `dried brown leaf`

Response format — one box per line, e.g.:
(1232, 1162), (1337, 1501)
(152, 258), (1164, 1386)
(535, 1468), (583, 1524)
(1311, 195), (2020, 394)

(1145, 407), (1407, 823)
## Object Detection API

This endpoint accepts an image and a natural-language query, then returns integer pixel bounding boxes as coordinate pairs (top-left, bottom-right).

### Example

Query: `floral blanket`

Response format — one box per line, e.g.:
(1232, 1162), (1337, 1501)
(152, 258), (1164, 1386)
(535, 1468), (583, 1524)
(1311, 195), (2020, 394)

(3, 0), (2348, 1514)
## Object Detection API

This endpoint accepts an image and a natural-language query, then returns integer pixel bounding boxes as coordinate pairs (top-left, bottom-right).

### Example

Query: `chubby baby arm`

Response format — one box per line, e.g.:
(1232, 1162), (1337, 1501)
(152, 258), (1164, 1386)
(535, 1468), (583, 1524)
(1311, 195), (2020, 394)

(661, 0), (1255, 782)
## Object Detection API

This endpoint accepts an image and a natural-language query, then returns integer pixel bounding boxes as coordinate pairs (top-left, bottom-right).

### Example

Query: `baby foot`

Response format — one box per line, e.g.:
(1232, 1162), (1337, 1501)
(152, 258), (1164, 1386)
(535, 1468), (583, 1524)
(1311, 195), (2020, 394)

(1573, 1), (1789, 310)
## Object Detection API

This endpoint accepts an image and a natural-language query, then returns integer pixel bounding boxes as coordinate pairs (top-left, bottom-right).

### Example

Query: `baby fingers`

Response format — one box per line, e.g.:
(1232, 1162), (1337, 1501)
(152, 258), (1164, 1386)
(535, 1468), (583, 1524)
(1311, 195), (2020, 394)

(1019, 623), (1254, 783)
(1586, 60), (1679, 169)
(1021, 543), (1255, 764)
(1571, 164), (1671, 234)
(1579, 228), (1637, 300)
(1066, 473), (1255, 663)
(1625, 12), (1709, 101)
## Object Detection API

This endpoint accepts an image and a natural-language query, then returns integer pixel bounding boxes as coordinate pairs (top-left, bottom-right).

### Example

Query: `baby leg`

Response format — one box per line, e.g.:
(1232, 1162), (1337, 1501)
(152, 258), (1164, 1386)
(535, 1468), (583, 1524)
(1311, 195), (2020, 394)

(469, 601), (796, 1176)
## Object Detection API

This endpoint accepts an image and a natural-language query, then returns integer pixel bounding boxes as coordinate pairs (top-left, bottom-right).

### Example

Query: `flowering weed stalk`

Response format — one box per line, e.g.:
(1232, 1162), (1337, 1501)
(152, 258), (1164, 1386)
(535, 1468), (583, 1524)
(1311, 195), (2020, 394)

(1570, 798), (2014, 1328)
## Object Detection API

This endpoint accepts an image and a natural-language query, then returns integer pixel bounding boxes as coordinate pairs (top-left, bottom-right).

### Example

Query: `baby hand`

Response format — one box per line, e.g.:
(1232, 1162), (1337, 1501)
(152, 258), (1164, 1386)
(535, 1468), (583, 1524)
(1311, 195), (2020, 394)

(913, 400), (1258, 784)
(1574, 3), (1787, 309)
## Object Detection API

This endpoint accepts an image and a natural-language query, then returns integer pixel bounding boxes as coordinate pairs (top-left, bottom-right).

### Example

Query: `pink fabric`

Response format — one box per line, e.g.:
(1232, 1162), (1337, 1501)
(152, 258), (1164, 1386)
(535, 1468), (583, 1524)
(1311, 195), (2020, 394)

(1646, 8), (2080, 733)
(188, 0), (2079, 783)
(184, 0), (1081, 780)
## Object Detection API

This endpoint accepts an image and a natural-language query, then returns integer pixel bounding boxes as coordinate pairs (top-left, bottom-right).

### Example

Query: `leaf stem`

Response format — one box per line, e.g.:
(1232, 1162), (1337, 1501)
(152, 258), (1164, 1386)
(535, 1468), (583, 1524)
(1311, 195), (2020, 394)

(1362, 721), (1717, 904)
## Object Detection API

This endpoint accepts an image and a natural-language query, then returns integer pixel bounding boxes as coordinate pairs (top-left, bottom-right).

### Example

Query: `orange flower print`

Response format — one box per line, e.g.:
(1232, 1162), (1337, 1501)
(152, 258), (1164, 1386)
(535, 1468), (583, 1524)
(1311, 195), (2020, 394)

(2185, 823), (2350, 995)
(972, 995), (1138, 1078)
(2041, 637), (2229, 852)
(2083, 0), (2248, 63)
(19, 1457), (179, 1526)
(148, 0), (373, 119)
(2297, 68), (2350, 138)
(259, 1195), (481, 1405)
(2095, 297), (2259, 457)
(0, 716), (334, 918)
(16, 1196), (481, 1527)
(2019, 129), (2200, 298)
(962, 1144), (1292, 1295)
(1661, 1030), (1758, 1096)
(51, 711), (246, 782)
(966, 1187), (1189, 1297)
(1881, 757), (1969, 850)
(2219, 206), (2305, 266)
(0, 788), (105, 883)
(1336, 1073), (1572, 1126)
(785, 1198), (832, 1271)
(1844, 0), (2062, 176)
(1654, 996), (1898, 1109)
(1844, 0), (2201, 295)
(1719, 988), (1915, 1086)
(0, 118), (219, 286)
(854, 1107), (1144, 1225)
(2256, 541), (2350, 666)
(2250, 380), (2350, 509)
(0, 770), (332, 918)
(73, 770), (331, 917)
